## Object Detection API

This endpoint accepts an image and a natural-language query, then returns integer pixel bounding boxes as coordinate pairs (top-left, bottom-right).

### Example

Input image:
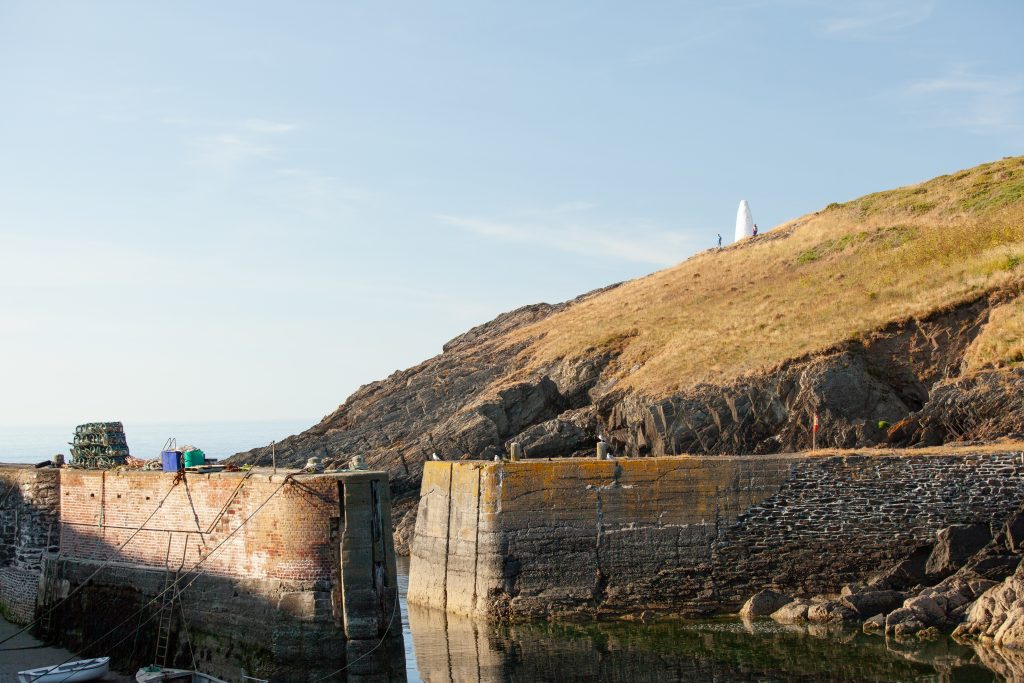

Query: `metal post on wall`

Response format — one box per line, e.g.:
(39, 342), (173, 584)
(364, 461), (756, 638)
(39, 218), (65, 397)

(272, 441), (277, 474)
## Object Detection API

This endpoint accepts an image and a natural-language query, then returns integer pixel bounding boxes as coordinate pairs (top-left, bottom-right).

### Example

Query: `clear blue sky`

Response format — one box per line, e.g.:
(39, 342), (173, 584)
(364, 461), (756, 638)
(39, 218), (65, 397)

(1, 1), (1021, 425)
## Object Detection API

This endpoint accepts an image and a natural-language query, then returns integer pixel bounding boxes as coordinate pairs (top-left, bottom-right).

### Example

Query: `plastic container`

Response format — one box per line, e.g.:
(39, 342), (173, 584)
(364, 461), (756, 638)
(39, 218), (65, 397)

(183, 449), (205, 468)
(161, 450), (182, 472)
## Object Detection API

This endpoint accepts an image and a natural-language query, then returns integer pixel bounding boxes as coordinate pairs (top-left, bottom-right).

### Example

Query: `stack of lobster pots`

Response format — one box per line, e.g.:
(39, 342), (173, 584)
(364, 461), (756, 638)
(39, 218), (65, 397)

(69, 422), (130, 468)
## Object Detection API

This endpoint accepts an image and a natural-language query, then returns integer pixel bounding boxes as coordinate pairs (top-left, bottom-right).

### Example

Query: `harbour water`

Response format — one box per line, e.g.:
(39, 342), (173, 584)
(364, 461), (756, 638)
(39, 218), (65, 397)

(394, 556), (1018, 683)
(3, 423), (1021, 681)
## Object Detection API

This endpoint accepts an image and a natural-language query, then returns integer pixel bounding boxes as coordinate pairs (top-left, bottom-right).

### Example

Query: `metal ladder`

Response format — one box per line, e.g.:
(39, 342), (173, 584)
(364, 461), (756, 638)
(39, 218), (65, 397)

(154, 567), (178, 666)
(154, 537), (177, 666)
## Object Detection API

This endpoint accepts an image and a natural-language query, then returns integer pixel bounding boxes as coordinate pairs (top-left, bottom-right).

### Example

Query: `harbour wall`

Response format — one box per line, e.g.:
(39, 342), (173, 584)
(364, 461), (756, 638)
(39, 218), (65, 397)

(407, 452), (1024, 620)
(0, 466), (403, 683)
(0, 466), (60, 622)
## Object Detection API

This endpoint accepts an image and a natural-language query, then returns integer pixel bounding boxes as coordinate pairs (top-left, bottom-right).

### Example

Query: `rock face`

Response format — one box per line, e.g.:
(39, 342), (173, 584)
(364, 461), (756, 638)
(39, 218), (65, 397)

(232, 299), (605, 501)
(231, 287), (1022, 544)
(841, 590), (905, 618)
(926, 524), (993, 580)
(955, 562), (1024, 648)
(888, 368), (1024, 447)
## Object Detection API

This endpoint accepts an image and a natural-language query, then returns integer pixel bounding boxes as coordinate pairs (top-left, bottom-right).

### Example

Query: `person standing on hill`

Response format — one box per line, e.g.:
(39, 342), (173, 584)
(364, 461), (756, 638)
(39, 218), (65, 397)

(717, 233), (722, 248)
(752, 224), (759, 237)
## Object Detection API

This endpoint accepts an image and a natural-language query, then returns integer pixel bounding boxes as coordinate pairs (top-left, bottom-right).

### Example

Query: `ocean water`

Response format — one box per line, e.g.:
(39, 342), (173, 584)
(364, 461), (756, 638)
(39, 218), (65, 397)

(0, 419), (311, 464)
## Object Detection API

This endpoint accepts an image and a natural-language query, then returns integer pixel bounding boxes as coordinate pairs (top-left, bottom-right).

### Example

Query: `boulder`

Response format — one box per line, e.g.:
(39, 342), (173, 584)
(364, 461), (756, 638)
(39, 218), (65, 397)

(885, 607), (920, 635)
(739, 590), (792, 619)
(806, 600), (857, 623)
(893, 618), (928, 638)
(770, 600), (810, 624)
(926, 524), (992, 580)
(862, 613), (885, 634)
(904, 595), (947, 625)
(840, 590), (905, 617)
(867, 545), (931, 590)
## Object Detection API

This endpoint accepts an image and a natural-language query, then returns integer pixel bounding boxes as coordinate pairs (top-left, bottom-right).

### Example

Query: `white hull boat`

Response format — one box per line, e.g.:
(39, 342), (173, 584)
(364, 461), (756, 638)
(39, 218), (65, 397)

(18, 657), (110, 683)
(135, 666), (230, 683)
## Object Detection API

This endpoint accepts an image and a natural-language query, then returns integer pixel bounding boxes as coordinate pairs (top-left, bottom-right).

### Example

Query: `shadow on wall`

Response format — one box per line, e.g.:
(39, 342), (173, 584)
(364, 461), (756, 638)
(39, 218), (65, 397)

(28, 470), (405, 683)
(407, 601), (1013, 683)
(0, 468), (60, 623)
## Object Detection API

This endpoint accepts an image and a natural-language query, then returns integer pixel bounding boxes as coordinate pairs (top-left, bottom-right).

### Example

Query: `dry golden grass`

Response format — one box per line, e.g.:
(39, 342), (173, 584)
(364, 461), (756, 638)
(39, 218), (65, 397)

(964, 295), (1024, 372)
(804, 439), (1024, 458)
(507, 156), (1024, 398)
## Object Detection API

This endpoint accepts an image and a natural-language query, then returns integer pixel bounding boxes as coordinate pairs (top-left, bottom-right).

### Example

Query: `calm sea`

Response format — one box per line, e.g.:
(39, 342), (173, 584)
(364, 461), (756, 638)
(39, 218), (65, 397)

(0, 419), (311, 464)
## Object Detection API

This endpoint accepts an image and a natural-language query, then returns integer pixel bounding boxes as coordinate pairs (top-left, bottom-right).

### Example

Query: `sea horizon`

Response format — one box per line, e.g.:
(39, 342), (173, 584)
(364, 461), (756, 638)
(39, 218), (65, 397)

(0, 418), (312, 465)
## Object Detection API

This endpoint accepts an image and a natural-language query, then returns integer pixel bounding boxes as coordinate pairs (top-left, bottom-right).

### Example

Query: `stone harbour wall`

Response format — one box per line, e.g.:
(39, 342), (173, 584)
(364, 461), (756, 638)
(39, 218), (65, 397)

(47, 469), (403, 682)
(407, 452), (1024, 621)
(0, 465), (403, 682)
(0, 466), (60, 622)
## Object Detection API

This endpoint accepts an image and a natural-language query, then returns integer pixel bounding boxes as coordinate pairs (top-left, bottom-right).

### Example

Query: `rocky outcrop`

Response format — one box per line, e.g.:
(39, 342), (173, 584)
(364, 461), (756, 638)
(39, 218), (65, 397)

(955, 562), (1024, 648)
(884, 576), (998, 637)
(747, 515), (1024, 643)
(925, 524), (993, 580)
(888, 368), (1024, 447)
(231, 273), (1024, 552)
(232, 300), (600, 498)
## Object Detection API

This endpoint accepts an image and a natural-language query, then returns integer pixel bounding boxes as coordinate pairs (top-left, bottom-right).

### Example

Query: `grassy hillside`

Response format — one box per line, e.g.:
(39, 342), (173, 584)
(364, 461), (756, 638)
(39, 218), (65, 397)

(509, 156), (1024, 397)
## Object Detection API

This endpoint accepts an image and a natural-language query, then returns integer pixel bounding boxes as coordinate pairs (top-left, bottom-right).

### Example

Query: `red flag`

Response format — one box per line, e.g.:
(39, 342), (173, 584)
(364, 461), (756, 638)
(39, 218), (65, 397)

(813, 413), (819, 433)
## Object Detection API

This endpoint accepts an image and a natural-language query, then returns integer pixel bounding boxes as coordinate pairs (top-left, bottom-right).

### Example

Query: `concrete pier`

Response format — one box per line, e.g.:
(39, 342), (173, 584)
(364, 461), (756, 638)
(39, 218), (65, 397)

(407, 452), (1024, 621)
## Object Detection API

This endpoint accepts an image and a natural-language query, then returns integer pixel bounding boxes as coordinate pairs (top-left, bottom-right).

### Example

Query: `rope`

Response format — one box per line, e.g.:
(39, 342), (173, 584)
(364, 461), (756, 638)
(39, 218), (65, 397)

(0, 478), (181, 648)
(177, 581), (199, 671)
(39, 477), (293, 675)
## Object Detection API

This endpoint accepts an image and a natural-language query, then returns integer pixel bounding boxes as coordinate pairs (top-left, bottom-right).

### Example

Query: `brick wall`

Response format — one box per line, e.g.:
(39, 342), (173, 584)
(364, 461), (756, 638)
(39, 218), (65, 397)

(408, 451), (1024, 620)
(58, 470), (340, 581)
(0, 466), (60, 622)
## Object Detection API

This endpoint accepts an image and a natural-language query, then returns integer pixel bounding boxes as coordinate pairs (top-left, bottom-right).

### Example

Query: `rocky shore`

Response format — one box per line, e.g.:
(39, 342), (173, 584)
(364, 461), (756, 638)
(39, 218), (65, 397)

(738, 508), (1024, 653)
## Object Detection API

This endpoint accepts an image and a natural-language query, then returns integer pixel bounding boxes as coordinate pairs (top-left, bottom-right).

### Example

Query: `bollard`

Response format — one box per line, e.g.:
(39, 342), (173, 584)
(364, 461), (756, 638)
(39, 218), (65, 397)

(509, 442), (523, 461)
(597, 442), (609, 459)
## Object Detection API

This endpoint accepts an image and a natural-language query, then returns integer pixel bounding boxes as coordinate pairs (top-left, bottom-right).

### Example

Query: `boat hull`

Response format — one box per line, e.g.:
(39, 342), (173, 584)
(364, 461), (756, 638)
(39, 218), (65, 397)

(18, 657), (110, 683)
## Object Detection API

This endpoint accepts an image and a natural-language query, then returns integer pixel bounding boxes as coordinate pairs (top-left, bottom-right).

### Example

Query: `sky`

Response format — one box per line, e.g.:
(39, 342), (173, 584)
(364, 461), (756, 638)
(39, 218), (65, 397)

(1, 1), (1022, 426)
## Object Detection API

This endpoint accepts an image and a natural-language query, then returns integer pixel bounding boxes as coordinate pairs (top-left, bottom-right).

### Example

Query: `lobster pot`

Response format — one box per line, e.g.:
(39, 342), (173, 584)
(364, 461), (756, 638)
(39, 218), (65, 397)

(70, 422), (130, 468)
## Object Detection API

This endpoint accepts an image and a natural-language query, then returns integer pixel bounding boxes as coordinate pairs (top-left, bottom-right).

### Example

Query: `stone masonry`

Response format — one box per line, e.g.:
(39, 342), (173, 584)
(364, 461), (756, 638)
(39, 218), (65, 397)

(407, 451), (1024, 621)
(0, 466), (60, 622)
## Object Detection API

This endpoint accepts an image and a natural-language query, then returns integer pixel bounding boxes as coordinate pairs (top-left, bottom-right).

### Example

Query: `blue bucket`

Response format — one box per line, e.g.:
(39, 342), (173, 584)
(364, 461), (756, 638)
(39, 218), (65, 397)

(161, 450), (182, 472)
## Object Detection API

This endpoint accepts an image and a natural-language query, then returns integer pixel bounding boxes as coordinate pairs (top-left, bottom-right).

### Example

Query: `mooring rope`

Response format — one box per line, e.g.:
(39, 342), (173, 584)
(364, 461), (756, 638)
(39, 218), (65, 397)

(39, 476), (294, 680)
(0, 478), (181, 649)
(308, 580), (403, 682)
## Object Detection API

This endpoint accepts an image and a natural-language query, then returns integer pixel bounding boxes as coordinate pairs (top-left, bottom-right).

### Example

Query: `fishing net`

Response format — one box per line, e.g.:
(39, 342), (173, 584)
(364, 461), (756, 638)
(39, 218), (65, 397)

(69, 422), (130, 469)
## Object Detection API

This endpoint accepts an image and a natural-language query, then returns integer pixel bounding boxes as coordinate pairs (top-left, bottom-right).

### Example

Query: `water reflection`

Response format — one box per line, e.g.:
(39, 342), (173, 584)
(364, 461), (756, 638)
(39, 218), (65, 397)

(395, 559), (1012, 682)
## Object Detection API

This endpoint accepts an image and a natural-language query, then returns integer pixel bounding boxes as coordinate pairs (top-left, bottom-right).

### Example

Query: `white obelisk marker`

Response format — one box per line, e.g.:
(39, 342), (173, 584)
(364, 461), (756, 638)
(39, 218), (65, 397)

(735, 200), (754, 242)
